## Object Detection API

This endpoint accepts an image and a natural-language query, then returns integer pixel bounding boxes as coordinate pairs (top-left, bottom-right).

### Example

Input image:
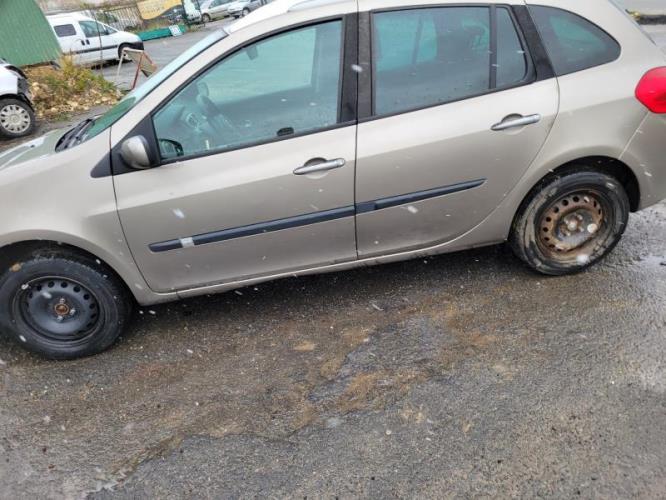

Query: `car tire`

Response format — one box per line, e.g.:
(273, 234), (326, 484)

(202, 13), (211, 23)
(242, 8), (250, 16)
(0, 248), (133, 359)
(0, 98), (36, 139)
(510, 169), (630, 276)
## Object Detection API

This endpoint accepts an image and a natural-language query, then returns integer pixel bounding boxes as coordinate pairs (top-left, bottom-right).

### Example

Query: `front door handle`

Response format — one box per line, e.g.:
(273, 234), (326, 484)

(293, 158), (346, 175)
(491, 114), (542, 131)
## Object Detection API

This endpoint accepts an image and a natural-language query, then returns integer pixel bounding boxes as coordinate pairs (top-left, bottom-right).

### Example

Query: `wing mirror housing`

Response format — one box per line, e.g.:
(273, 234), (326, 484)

(120, 135), (154, 170)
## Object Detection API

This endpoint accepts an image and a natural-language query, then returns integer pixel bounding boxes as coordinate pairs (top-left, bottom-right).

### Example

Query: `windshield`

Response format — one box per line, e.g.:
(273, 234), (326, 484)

(81, 28), (228, 142)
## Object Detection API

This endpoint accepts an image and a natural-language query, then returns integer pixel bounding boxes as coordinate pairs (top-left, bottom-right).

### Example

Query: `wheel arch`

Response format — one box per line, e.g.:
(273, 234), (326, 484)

(516, 156), (640, 218)
(0, 240), (135, 298)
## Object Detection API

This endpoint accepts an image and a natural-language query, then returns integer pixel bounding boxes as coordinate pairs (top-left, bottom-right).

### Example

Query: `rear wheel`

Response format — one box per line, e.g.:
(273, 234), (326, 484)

(0, 249), (133, 359)
(510, 169), (630, 275)
(202, 13), (211, 23)
(242, 8), (250, 16)
(0, 98), (35, 138)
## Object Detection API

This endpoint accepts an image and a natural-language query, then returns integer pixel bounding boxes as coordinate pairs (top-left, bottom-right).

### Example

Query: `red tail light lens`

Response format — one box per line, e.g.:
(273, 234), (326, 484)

(636, 67), (666, 114)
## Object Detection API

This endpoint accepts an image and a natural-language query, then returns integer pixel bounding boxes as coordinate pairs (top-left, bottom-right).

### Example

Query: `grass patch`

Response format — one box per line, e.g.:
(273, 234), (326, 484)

(24, 58), (121, 121)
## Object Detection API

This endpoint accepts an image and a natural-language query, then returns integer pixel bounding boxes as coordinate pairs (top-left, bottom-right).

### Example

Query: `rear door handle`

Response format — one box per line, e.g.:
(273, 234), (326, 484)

(293, 158), (346, 175)
(491, 114), (542, 131)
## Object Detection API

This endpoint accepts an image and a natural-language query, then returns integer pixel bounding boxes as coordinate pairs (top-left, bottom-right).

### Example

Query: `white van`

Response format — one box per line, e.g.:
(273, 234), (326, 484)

(46, 13), (144, 65)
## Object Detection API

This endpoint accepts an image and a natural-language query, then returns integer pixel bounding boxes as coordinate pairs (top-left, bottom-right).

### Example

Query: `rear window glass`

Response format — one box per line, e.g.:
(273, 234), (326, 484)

(529, 6), (620, 76)
(53, 24), (76, 37)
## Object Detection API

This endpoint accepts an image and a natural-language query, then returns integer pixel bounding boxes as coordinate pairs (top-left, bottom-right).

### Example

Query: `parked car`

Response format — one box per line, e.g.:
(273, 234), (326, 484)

(0, 60), (35, 139)
(46, 13), (144, 65)
(227, 0), (271, 18)
(1, 0), (666, 359)
(163, 4), (202, 24)
(200, 0), (234, 22)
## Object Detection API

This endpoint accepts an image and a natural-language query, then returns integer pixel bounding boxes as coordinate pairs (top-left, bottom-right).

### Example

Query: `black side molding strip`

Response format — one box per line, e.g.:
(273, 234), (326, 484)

(356, 179), (486, 214)
(149, 179), (486, 253)
(149, 206), (356, 253)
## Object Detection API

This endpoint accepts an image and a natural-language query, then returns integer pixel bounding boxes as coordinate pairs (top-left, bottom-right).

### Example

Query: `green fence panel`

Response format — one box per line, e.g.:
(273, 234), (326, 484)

(0, 0), (61, 66)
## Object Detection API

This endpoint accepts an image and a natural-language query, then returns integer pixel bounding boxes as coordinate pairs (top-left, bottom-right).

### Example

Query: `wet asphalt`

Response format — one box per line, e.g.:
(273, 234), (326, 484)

(0, 23), (665, 500)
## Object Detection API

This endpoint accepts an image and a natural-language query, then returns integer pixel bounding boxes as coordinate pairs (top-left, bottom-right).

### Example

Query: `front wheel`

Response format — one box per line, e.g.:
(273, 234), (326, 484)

(510, 169), (630, 275)
(0, 250), (133, 359)
(241, 8), (250, 16)
(0, 98), (35, 139)
(202, 13), (211, 23)
(118, 43), (132, 62)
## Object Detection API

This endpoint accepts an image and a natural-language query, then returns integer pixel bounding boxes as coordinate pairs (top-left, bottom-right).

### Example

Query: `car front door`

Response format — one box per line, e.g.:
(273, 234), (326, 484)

(355, 1), (559, 257)
(113, 18), (358, 293)
(78, 20), (114, 64)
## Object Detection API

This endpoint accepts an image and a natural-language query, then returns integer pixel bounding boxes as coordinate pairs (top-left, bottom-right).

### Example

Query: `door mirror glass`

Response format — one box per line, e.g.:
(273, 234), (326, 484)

(120, 136), (154, 169)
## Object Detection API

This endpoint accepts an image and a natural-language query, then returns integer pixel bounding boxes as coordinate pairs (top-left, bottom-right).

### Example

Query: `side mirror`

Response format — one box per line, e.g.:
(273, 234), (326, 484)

(120, 135), (154, 169)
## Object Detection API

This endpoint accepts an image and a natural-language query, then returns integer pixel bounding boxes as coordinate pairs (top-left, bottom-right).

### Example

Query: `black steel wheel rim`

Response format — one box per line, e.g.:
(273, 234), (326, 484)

(536, 188), (613, 264)
(16, 276), (101, 342)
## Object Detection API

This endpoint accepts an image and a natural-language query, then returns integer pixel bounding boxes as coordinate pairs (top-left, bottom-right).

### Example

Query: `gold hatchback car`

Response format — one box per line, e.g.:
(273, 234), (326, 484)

(1, 0), (665, 359)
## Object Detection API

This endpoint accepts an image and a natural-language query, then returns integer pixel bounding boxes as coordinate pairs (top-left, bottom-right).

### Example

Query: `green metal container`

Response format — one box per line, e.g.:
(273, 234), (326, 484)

(138, 24), (188, 41)
(0, 0), (61, 66)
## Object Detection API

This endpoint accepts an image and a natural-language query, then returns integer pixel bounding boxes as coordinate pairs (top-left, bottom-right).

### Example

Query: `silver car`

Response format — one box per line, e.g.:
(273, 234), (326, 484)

(227, 0), (272, 18)
(1, 0), (665, 359)
(200, 0), (234, 22)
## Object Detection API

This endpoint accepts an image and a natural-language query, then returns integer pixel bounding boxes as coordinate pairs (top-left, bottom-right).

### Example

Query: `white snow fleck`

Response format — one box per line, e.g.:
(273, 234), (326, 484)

(173, 208), (186, 219)
(351, 64), (363, 73)
(576, 254), (591, 265)
(21, 284), (29, 290)
(406, 205), (419, 214)
(148, 310), (156, 315)
(645, 172), (653, 177)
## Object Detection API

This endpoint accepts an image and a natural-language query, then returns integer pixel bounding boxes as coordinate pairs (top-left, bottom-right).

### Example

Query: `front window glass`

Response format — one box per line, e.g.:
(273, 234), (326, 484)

(153, 20), (343, 159)
(82, 29), (228, 142)
(79, 20), (110, 37)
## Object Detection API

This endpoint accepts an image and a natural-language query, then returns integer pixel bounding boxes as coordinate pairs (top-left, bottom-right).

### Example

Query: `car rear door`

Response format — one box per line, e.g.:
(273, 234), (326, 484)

(113, 16), (359, 293)
(355, 0), (559, 257)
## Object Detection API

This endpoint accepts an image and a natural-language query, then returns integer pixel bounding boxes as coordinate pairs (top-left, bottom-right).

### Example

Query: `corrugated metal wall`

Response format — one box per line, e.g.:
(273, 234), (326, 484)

(0, 0), (61, 66)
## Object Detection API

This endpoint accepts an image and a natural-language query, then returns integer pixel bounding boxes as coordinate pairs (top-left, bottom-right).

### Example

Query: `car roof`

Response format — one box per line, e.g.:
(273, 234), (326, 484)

(227, 0), (343, 33)
(47, 12), (94, 21)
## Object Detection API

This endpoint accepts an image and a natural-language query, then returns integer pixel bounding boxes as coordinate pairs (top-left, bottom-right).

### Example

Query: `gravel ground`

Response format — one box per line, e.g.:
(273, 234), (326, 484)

(0, 23), (665, 500)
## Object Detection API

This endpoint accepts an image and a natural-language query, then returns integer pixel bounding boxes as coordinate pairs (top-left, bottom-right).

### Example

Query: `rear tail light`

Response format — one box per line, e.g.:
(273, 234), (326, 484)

(636, 67), (666, 114)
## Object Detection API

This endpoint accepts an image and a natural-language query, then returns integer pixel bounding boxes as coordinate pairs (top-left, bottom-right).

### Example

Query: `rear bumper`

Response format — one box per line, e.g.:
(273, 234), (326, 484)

(620, 112), (666, 210)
